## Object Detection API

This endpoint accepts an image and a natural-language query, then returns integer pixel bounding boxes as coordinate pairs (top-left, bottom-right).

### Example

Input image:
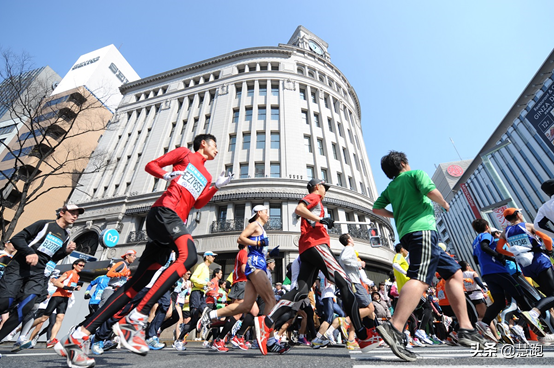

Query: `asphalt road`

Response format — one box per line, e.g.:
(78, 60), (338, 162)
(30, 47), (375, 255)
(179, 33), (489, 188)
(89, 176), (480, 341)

(1, 342), (553, 368)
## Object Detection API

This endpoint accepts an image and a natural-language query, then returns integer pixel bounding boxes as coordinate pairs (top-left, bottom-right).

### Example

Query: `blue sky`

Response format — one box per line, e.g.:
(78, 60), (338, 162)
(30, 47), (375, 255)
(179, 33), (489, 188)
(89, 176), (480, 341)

(2, 0), (554, 195)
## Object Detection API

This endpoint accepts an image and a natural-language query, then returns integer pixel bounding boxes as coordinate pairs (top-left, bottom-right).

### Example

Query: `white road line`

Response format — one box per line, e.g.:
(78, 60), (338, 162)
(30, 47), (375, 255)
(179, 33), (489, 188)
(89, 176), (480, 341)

(2, 352), (59, 357)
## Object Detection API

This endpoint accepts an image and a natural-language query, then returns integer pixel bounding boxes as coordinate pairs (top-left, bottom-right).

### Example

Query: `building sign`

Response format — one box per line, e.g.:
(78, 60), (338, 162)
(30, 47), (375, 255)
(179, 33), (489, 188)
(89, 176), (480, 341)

(100, 229), (120, 248)
(447, 164), (464, 177)
(70, 251), (97, 262)
(526, 81), (554, 153)
(492, 205), (510, 229)
(460, 183), (482, 219)
(108, 63), (129, 84)
(72, 56), (100, 70)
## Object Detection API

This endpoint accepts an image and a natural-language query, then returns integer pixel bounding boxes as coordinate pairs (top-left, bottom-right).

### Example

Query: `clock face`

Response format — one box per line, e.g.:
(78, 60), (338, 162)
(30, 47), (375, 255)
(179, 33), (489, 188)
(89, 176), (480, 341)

(308, 40), (324, 55)
(446, 164), (464, 177)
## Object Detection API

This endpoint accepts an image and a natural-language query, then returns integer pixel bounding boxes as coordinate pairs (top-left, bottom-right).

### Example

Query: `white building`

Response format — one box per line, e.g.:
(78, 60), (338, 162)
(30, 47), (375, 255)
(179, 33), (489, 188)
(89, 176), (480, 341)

(53, 45), (140, 111)
(68, 26), (395, 282)
(435, 48), (554, 270)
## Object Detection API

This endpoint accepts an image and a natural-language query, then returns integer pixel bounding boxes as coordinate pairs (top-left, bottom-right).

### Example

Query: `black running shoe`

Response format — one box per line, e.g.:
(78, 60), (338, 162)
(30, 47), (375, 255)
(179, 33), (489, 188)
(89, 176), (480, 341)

(376, 321), (418, 362)
(458, 328), (486, 349)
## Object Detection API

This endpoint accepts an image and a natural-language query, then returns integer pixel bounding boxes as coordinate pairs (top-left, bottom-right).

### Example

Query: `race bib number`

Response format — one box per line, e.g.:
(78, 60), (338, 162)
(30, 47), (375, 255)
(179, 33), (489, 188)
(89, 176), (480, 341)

(37, 234), (64, 257)
(176, 163), (208, 200)
(437, 290), (445, 300)
(508, 233), (532, 248)
(44, 260), (57, 277)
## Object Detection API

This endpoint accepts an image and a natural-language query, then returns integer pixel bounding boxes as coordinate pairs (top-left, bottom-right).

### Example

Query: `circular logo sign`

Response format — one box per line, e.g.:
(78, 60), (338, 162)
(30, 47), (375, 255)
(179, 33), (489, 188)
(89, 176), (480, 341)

(446, 164), (464, 177)
(101, 229), (120, 248)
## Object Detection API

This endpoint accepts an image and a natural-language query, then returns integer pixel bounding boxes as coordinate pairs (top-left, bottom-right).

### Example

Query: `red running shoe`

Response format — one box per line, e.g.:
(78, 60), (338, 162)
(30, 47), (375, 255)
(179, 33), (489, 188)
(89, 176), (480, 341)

(357, 327), (382, 352)
(254, 316), (273, 355)
(231, 335), (249, 350)
(112, 315), (149, 356)
(54, 331), (95, 368)
(47, 338), (59, 349)
(211, 338), (229, 352)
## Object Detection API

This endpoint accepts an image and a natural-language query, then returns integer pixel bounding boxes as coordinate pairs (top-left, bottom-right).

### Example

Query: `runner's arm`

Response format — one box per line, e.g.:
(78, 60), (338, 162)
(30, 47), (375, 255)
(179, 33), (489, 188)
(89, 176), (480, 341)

(392, 262), (407, 275)
(495, 238), (515, 257)
(145, 147), (190, 178)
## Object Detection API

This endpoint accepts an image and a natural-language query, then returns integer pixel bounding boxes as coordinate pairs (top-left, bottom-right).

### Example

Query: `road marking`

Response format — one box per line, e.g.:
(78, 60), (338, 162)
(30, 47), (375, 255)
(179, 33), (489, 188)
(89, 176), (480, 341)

(2, 352), (58, 357)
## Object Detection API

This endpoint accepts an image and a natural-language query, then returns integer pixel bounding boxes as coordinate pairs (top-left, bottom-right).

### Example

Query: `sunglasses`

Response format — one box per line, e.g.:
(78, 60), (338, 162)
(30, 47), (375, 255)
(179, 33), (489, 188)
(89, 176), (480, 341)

(77, 264), (85, 267)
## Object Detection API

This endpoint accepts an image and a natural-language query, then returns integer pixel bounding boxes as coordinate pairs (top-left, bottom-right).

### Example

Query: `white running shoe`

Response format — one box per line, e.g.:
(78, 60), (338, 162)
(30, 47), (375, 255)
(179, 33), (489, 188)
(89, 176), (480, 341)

(414, 329), (434, 345)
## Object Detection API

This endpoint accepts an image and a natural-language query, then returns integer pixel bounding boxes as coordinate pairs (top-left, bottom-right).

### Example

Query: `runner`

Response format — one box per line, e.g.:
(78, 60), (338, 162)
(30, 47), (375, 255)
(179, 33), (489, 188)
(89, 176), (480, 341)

(99, 250), (136, 307)
(0, 204), (81, 342)
(372, 151), (485, 362)
(199, 205), (288, 353)
(55, 134), (233, 367)
(534, 179), (554, 239)
(85, 275), (110, 315)
(254, 178), (378, 355)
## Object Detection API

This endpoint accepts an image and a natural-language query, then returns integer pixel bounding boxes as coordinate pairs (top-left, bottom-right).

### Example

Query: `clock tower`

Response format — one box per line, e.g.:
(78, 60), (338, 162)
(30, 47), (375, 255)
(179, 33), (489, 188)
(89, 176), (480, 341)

(286, 25), (330, 60)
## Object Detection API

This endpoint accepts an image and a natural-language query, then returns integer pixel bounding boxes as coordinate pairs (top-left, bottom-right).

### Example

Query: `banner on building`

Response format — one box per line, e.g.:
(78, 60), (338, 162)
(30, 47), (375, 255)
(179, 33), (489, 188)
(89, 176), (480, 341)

(526, 81), (554, 153)
(460, 183), (482, 219)
(491, 205), (511, 229)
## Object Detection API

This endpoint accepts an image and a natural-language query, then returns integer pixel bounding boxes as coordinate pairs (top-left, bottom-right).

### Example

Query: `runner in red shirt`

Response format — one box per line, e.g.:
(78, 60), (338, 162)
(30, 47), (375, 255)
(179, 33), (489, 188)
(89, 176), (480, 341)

(56, 134), (233, 368)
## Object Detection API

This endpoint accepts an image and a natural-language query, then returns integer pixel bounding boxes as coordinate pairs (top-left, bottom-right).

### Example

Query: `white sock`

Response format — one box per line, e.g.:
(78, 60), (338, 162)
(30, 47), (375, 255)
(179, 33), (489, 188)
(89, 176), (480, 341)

(316, 332), (323, 339)
(129, 309), (148, 322)
(71, 327), (88, 340)
(299, 334), (305, 339)
(529, 309), (540, 319)
(327, 326), (336, 336)
(209, 310), (218, 320)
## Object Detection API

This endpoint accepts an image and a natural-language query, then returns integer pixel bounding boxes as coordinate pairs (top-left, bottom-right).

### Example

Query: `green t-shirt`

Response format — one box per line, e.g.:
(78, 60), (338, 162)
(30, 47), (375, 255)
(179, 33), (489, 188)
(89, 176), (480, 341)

(373, 170), (437, 239)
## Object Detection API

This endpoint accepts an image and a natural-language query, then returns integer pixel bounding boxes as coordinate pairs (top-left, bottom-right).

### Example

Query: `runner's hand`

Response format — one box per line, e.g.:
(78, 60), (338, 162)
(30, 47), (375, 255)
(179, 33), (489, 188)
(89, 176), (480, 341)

(66, 241), (77, 253)
(26, 254), (39, 266)
(163, 171), (185, 181)
(319, 217), (335, 229)
(84, 292), (91, 299)
(215, 170), (234, 189)
(257, 238), (269, 247)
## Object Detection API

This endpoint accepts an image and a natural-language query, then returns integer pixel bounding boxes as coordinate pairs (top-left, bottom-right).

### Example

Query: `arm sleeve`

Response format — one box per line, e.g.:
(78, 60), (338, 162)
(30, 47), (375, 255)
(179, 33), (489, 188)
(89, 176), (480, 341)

(535, 230), (552, 251)
(495, 238), (514, 256)
(473, 255), (479, 265)
(480, 239), (501, 257)
(145, 147), (190, 178)
(372, 190), (390, 210)
(474, 276), (485, 289)
(107, 262), (125, 278)
(392, 262), (407, 275)
(415, 170), (437, 196)
(194, 185), (218, 209)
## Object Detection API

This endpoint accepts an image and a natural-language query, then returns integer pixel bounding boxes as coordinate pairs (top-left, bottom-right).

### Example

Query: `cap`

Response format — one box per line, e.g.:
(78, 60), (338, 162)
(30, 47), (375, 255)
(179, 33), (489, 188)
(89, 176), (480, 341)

(438, 243), (446, 251)
(503, 208), (522, 218)
(204, 251), (217, 257)
(122, 249), (137, 258)
(307, 178), (330, 192)
(248, 205), (268, 223)
(266, 258), (275, 264)
(61, 203), (85, 214)
(541, 179), (554, 197)
(490, 227), (501, 233)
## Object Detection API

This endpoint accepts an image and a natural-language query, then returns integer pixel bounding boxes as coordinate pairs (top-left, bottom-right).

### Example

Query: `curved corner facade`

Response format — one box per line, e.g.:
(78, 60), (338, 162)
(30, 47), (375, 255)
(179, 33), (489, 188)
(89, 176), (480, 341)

(68, 28), (395, 282)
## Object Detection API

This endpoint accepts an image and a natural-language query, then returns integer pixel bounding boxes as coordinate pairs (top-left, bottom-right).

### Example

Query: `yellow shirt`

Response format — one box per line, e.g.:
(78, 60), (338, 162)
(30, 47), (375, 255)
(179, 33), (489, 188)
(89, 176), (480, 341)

(393, 253), (410, 292)
(191, 263), (210, 292)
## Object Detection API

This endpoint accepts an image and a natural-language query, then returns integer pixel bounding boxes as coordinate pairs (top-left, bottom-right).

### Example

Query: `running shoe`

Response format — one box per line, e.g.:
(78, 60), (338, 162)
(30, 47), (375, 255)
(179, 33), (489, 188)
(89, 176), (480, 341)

(495, 322), (514, 345)
(446, 337), (459, 346)
(412, 337), (424, 347)
(47, 338), (59, 349)
(173, 340), (186, 351)
(346, 339), (359, 350)
(338, 317), (351, 339)
(510, 325), (529, 344)
(231, 335), (249, 350)
(112, 315), (149, 356)
(146, 336), (166, 350)
(54, 331), (95, 368)
(448, 331), (459, 344)
(358, 327), (381, 352)
(414, 329), (433, 345)
(475, 321), (498, 342)
(267, 341), (291, 354)
(521, 311), (546, 337)
(311, 336), (330, 349)
(457, 328), (487, 349)
(90, 340), (104, 355)
(202, 340), (211, 349)
(442, 315), (453, 330)
(212, 338), (229, 352)
(102, 340), (118, 351)
(430, 335), (445, 344)
(539, 333), (554, 346)
(197, 307), (212, 332)
(11, 341), (23, 353)
(231, 320), (243, 336)
(376, 321), (418, 362)
(323, 330), (337, 345)
(298, 336), (310, 346)
(254, 316), (272, 355)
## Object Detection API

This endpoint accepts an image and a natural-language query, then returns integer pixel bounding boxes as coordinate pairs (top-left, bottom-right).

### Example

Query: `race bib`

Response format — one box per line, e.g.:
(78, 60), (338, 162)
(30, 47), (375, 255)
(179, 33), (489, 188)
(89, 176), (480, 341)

(44, 260), (57, 276)
(37, 233), (64, 257)
(508, 233), (532, 249)
(176, 163), (208, 200)
(437, 290), (445, 300)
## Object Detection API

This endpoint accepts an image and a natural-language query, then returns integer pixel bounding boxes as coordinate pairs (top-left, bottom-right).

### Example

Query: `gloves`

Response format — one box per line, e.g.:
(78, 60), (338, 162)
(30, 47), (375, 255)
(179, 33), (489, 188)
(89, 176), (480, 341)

(545, 248), (553, 257)
(505, 255), (516, 263)
(494, 253), (506, 266)
(319, 217), (335, 229)
(269, 246), (280, 258)
(215, 170), (234, 189)
(257, 238), (269, 247)
(163, 171), (184, 181)
(84, 292), (91, 300)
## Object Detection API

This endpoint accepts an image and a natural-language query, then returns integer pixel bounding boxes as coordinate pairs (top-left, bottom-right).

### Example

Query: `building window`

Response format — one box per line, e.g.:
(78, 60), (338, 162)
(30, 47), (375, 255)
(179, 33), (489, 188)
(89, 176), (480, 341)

(192, 118), (198, 132)
(240, 164), (248, 178)
(317, 139), (324, 155)
(324, 96), (329, 109)
(337, 173), (344, 187)
(271, 107), (279, 120)
(228, 136), (236, 152)
(348, 129), (354, 143)
(269, 204), (282, 229)
(259, 84), (267, 97)
(218, 206), (227, 221)
(327, 118), (333, 132)
(360, 183), (365, 195)
(321, 168), (328, 183)
(306, 166), (314, 180)
(2, 146), (33, 161)
(245, 108), (253, 122)
(311, 92), (316, 103)
(270, 163), (280, 178)
(232, 110), (239, 123)
(243, 133), (251, 149)
(271, 84), (279, 97)
(332, 143), (339, 160)
(313, 113), (320, 127)
(235, 86), (242, 99)
(247, 85), (254, 97)
(304, 136), (312, 153)
(258, 107), (266, 121)
(354, 154), (360, 170)
(300, 88), (306, 100)
(337, 123), (343, 137)
(343, 148), (349, 164)
(270, 132), (280, 149)
(301, 111), (308, 124)
(235, 204), (245, 223)
(0, 124), (16, 135)
(255, 163), (265, 177)
(256, 133), (265, 149)
(349, 176), (355, 190)
(203, 115), (210, 130)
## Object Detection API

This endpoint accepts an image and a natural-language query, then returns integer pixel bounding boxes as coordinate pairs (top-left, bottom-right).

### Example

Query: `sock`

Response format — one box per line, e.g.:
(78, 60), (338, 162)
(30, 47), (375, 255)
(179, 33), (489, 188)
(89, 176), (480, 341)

(316, 332), (323, 339)
(209, 310), (218, 320)
(299, 334), (305, 339)
(327, 326), (335, 337)
(129, 309), (148, 322)
(529, 309), (540, 319)
(71, 327), (88, 340)
(267, 336), (277, 346)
